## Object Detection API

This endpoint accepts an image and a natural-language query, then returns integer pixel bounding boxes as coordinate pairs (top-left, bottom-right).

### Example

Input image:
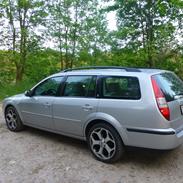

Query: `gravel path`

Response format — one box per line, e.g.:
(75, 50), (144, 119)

(0, 103), (183, 183)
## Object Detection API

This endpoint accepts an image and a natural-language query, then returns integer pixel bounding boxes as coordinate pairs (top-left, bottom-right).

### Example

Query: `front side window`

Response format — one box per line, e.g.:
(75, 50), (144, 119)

(102, 76), (141, 100)
(63, 76), (96, 97)
(34, 77), (63, 96)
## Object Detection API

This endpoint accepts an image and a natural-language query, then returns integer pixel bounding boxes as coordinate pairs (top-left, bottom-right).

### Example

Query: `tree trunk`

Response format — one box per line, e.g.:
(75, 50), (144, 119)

(70, 2), (78, 68)
(58, 25), (63, 70)
(65, 26), (69, 68)
(16, 65), (24, 83)
(146, 0), (155, 68)
(16, 5), (28, 83)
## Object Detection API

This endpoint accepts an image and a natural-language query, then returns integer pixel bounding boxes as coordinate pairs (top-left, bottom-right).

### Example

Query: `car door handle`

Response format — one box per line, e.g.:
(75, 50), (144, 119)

(44, 102), (51, 107)
(82, 104), (93, 111)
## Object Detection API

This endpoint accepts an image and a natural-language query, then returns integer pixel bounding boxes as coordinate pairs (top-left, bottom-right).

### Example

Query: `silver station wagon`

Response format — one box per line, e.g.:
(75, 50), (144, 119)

(2, 66), (183, 163)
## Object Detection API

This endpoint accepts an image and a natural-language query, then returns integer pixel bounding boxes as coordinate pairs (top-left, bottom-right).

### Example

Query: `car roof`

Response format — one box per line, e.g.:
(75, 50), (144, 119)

(51, 67), (168, 78)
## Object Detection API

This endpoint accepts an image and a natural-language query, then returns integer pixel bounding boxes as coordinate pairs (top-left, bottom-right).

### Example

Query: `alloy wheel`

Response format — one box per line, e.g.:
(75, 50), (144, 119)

(6, 108), (18, 130)
(90, 127), (116, 160)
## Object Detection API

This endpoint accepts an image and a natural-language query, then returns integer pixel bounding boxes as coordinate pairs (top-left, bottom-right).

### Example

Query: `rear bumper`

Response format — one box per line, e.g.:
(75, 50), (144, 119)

(125, 127), (183, 150)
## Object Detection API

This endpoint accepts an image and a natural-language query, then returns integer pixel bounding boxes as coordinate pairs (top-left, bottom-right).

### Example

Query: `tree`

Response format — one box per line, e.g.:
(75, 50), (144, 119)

(47, 0), (108, 69)
(106, 0), (183, 67)
(79, 1), (108, 66)
(0, 0), (47, 83)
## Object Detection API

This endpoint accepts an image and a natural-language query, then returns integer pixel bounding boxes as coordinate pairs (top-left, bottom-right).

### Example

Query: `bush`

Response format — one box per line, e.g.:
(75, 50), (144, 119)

(0, 80), (36, 101)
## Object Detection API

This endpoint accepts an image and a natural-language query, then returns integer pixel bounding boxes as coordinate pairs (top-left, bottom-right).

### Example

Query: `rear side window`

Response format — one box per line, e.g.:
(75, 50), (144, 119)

(63, 76), (96, 97)
(153, 72), (183, 102)
(101, 76), (141, 100)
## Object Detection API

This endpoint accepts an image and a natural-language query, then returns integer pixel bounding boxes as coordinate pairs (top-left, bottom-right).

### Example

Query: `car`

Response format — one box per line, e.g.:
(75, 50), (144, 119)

(2, 66), (183, 163)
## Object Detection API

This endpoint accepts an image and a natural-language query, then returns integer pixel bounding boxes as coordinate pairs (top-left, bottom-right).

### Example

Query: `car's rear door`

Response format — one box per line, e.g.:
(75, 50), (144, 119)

(52, 75), (99, 136)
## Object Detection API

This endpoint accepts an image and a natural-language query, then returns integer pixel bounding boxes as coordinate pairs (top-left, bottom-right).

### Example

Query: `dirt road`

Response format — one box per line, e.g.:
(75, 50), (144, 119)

(0, 104), (183, 183)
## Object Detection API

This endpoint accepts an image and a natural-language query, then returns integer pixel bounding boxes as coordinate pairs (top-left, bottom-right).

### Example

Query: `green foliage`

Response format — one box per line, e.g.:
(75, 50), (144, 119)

(107, 0), (183, 67)
(0, 0), (183, 101)
(46, 0), (108, 69)
(0, 50), (16, 86)
(0, 80), (35, 100)
(25, 49), (60, 82)
(0, 0), (48, 83)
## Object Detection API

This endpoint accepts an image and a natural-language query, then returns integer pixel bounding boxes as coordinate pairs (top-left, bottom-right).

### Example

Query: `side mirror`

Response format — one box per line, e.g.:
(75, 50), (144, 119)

(25, 90), (33, 97)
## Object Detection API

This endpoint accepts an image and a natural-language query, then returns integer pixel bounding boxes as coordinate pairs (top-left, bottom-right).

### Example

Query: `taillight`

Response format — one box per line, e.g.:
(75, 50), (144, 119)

(151, 76), (170, 120)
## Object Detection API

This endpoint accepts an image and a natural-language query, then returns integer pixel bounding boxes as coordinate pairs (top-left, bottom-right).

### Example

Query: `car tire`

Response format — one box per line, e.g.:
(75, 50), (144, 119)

(87, 123), (125, 163)
(5, 106), (24, 132)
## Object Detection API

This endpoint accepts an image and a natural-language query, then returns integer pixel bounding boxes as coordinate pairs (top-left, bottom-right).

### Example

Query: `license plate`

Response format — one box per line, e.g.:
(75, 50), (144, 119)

(181, 106), (183, 115)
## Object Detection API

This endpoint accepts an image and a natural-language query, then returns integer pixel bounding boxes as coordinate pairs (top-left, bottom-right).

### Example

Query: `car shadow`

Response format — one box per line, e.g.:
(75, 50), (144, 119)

(122, 147), (174, 165)
(25, 126), (88, 150)
(24, 125), (180, 167)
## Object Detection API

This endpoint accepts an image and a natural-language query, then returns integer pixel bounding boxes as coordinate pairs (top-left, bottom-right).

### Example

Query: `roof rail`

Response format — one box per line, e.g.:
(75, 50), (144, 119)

(62, 66), (141, 73)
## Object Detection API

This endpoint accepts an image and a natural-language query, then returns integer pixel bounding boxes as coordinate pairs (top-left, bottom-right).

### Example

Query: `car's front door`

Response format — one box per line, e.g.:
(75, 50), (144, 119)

(20, 76), (64, 129)
(52, 75), (99, 136)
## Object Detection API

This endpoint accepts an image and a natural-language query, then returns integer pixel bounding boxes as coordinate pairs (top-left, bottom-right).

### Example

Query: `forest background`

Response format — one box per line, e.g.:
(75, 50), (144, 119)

(0, 0), (182, 100)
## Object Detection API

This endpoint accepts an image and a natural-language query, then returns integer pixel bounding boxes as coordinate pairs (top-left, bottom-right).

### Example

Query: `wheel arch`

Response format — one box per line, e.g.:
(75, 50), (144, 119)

(84, 115), (128, 145)
(4, 103), (24, 122)
(4, 104), (15, 115)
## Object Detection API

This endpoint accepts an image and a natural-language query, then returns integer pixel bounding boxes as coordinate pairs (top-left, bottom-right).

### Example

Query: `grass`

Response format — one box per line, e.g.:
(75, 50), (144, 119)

(0, 80), (35, 101)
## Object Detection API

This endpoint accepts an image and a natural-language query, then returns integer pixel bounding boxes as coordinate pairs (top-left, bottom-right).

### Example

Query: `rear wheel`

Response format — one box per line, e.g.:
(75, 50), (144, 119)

(87, 123), (125, 163)
(5, 106), (24, 132)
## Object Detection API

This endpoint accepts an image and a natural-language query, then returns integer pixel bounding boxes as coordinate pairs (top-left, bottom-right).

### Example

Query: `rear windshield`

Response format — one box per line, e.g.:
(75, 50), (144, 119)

(153, 72), (183, 102)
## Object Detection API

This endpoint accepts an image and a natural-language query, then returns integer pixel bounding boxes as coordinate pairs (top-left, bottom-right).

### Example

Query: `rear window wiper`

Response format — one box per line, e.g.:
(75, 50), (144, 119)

(174, 93), (183, 99)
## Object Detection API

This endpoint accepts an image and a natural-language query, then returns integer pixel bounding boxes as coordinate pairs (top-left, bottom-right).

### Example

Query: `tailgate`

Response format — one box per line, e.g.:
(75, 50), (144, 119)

(168, 99), (183, 130)
(153, 72), (183, 130)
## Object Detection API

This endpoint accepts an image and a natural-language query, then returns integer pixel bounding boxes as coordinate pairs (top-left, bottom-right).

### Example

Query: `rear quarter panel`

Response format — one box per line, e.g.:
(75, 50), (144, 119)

(97, 74), (171, 144)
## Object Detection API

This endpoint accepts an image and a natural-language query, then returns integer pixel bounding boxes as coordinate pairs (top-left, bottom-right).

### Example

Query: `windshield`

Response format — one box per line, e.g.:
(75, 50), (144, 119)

(153, 72), (183, 102)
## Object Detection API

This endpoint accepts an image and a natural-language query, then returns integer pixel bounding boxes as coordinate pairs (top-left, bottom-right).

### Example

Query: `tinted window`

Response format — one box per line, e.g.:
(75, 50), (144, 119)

(153, 72), (183, 102)
(102, 76), (141, 99)
(63, 76), (96, 97)
(34, 77), (63, 96)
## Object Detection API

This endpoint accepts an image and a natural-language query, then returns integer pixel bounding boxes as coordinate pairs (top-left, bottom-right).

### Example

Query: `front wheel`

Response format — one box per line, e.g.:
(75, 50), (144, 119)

(5, 106), (24, 132)
(87, 123), (125, 163)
